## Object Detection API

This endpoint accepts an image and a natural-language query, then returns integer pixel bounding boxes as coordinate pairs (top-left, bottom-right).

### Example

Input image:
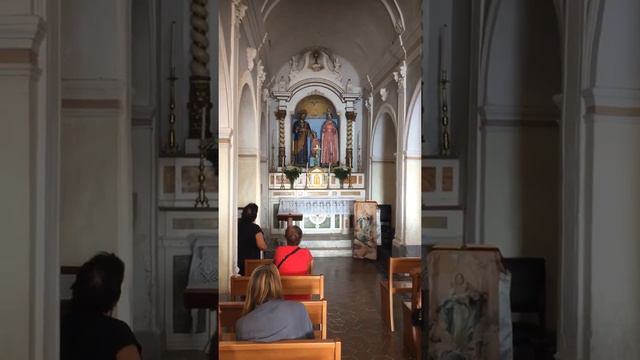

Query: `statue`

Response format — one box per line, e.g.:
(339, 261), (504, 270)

(320, 110), (339, 166)
(292, 111), (311, 166)
(310, 131), (321, 167)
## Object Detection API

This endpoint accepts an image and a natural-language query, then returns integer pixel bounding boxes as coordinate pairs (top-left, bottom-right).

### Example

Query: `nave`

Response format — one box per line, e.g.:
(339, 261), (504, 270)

(315, 257), (413, 360)
(167, 256), (418, 360)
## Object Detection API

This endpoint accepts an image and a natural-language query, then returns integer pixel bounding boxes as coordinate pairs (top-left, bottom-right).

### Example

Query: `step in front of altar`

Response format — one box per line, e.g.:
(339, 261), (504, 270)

(277, 234), (353, 258)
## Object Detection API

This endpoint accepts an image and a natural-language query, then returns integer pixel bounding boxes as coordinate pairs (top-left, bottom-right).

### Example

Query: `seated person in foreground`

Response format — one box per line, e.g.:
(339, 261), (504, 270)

(274, 225), (313, 275)
(61, 252), (141, 360)
(235, 264), (314, 342)
(274, 225), (314, 300)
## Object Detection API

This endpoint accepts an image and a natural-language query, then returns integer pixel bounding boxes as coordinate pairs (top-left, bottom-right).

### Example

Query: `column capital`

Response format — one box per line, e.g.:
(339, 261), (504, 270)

(345, 111), (357, 121)
(232, 0), (247, 28)
(274, 109), (287, 120)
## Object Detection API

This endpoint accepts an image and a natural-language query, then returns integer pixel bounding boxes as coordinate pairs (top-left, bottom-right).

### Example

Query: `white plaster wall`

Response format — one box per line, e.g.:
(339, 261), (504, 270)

(371, 162), (397, 209)
(403, 158), (422, 246)
(0, 0), (31, 14)
(594, 1), (640, 90)
(61, 116), (119, 263)
(0, 71), (33, 360)
(131, 125), (155, 331)
(237, 155), (259, 207)
(479, 0), (561, 330)
(482, 126), (560, 328)
(59, 0), (133, 324)
(61, 0), (121, 79)
(588, 118), (640, 358)
(485, 0), (560, 109)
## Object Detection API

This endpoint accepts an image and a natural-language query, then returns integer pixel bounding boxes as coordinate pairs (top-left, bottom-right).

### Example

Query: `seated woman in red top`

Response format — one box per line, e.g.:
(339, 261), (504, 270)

(275, 226), (314, 300)
(274, 225), (313, 275)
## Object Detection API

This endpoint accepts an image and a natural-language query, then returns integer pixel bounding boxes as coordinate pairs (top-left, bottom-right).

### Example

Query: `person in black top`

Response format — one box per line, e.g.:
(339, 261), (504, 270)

(61, 252), (141, 360)
(237, 203), (268, 275)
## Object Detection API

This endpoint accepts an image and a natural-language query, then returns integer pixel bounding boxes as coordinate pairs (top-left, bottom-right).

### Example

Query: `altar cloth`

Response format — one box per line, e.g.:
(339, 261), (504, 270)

(278, 198), (354, 215)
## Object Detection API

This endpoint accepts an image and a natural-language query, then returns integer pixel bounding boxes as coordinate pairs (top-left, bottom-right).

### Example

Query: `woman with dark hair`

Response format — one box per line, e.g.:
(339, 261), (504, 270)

(237, 203), (267, 275)
(61, 252), (141, 360)
(235, 264), (314, 342)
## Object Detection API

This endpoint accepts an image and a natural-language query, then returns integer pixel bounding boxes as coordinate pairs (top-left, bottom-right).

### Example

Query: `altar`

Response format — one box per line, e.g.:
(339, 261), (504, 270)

(267, 169), (366, 236)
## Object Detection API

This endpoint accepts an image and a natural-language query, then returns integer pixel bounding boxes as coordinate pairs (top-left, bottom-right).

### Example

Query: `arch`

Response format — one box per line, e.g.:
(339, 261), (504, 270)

(285, 85), (347, 167)
(219, 21), (232, 133)
(294, 94), (337, 117)
(370, 106), (398, 220)
(372, 103), (398, 150)
(288, 78), (346, 101)
(478, 0), (504, 106)
(262, 0), (404, 31)
(237, 72), (259, 154)
(584, 0), (604, 88)
(404, 81), (421, 156)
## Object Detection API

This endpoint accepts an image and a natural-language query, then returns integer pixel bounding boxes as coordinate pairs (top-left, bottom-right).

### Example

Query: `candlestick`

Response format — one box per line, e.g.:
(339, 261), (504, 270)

(169, 21), (175, 69)
(440, 24), (448, 71)
(200, 107), (206, 141)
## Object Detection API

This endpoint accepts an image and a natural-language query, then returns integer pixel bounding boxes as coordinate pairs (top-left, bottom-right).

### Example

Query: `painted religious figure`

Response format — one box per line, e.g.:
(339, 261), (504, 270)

(427, 249), (501, 360)
(310, 131), (321, 167)
(292, 111), (311, 166)
(320, 110), (339, 166)
(353, 201), (378, 260)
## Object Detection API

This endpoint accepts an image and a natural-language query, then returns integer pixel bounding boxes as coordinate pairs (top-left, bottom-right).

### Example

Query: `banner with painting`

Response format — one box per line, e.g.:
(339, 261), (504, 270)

(426, 247), (505, 359)
(353, 201), (378, 260)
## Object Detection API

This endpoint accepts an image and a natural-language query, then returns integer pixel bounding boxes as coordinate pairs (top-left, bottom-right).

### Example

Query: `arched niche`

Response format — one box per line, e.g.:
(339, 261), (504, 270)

(291, 95), (339, 167)
(284, 87), (347, 167)
(237, 83), (260, 209)
(371, 108), (397, 217)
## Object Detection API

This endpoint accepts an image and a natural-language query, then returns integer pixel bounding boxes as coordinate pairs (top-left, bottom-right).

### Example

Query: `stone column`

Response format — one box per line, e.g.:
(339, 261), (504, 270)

(345, 111), (356, 169)
(275, 109), (287, 167)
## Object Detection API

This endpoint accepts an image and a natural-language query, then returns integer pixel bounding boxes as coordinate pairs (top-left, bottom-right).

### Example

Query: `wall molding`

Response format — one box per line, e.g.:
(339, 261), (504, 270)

(62, 79), (126, 100)
(583, 87), (640, 110)
(0, 15), (45, 50)
(479, 105), (560, 127)
(219, 127), (234, 141)
(0, 48), (36, 64)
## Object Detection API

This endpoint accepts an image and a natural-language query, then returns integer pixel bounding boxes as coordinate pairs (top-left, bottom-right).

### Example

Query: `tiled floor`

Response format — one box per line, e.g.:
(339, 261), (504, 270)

(165, 257), (417, 360)
(315, 257), (416, 360)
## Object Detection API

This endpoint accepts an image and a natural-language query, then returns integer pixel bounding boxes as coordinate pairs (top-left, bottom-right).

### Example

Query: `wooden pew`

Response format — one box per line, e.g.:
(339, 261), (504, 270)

(244, 259), (273, 275)
(218, 299), (327, 340)
(219, 339), (341, 360)
(379, 257), (420, 331)
(402, 268), (422, 359)
(230, 275), (324, 300)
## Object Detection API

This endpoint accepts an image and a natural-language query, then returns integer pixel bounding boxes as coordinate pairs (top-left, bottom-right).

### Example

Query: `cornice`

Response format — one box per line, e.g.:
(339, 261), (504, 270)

(0, 15), (45, 51)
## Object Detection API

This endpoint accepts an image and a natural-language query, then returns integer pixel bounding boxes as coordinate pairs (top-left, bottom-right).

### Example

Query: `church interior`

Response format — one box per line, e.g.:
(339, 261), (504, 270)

(1, 0), (640, 359)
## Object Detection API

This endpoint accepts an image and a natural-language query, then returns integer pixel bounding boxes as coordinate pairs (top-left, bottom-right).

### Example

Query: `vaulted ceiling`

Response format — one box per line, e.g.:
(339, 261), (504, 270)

(255, 0), (421, 82)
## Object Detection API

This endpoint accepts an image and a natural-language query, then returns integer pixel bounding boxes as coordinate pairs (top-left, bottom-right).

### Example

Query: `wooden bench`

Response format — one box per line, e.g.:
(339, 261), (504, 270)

(218, 299), (327, 340)
(219, 339), (341, 360)
(379, 257), (420, 331)
(402, 268), (422, 358)
(230, 275), (324, 300)
(244, 259), (274, 275)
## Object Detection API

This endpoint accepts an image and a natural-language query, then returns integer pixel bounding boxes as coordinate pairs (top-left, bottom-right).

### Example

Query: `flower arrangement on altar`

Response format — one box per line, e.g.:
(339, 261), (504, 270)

(332, 166), (351, 186)
(283, 166), (302, 187)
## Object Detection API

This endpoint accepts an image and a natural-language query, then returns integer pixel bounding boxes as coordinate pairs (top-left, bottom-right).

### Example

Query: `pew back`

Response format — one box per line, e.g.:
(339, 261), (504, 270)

(218, 299), (327, 340)
(219, 339), (341, 360)
(230, 275), (324, 300)
(379, 257), (421, 331)
(244, 259), (273, 275)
